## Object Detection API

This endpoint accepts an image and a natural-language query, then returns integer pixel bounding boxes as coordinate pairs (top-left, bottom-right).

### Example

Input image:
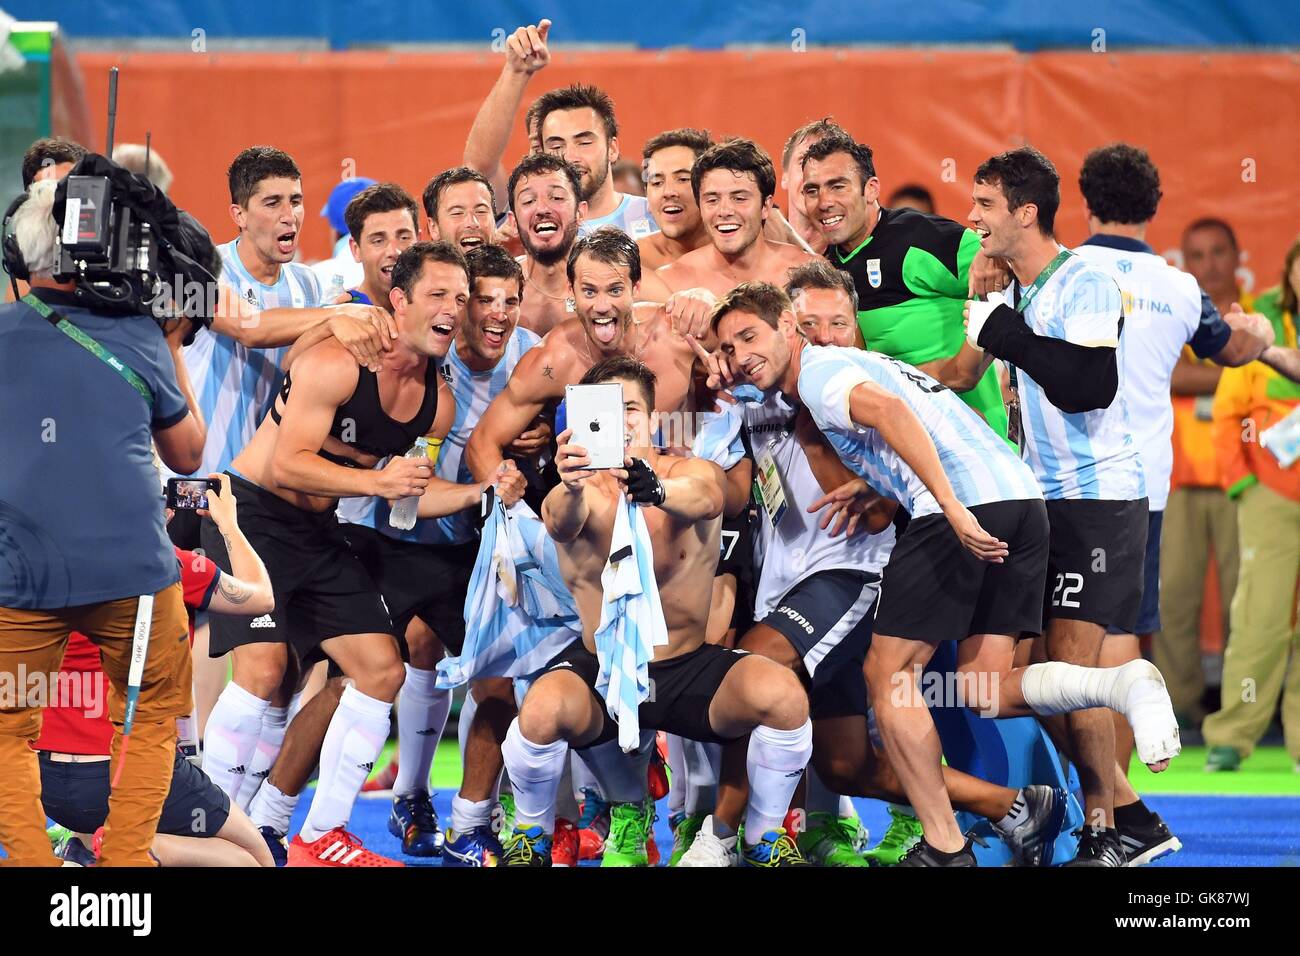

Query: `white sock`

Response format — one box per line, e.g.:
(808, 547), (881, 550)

(666, 733), (686, 817)
(249, 780), (300, 836)
(236, 704), (287, 811)
(805, 765), (841, 816)
(502, 719), (567, 834)
(1020, 661), (1136, 715)
(839, 794), (857, 819)
(393, 665), (451, 798)
(202, 682), (269, 800)
(683, 739), (721, 816)
(300, 685), (391, 842)
(744, 721), (813, 842)
(451, 795), (493, 834)
(580, 733), (653, 804)
(994, 788), (1031, 835)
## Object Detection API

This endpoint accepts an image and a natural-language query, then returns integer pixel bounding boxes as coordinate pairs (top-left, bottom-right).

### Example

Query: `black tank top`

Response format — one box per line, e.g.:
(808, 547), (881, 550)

(270, 362), (440, 468)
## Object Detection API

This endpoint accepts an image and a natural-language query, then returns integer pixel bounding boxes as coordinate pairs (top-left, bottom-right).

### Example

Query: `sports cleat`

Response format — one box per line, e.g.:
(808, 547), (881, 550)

(897, 836), (980, 867)
(50, 827), (96, 868)
(740, 828), (809, 867)
(287, 827), (404, 867)
(551, 818), (580, 867)
(493, 793), (517, 835)
(576, 788), (610, 860)
(1063, 826), (1126, 867)
(1114, 660), (1181, 770)
(1205, 745), (1241, 772)
(678, 816), (737, 867)
(441, 826), (502, 867)
(602, 802), (651, 867)
(998, 785), (1067, 867)
(360, 754), (400, 793)
(501, 825), (552, 867)
(89, 825), (159, 866)
(799, 812), (871, 867)
(259, 826), (289, 867)
(648, 733), (671, 801)
(668, 812), (707, 867)
(388, 791), (445, 857)
(862, 805), (923, 866)
(1119, 812), (1182, 867)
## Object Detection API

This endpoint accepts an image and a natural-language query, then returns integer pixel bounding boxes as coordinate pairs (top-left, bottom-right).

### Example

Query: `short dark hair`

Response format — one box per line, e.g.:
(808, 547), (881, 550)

(1079, 144), (1162, 226)
(1182, 216), (1238, 252)
(710, 280), (793, 335)
(391, 240), (469, 300)
(22, 137), (87, 188)
(580, 354), (657, 411)
(228, 146), (301, 207)
(801, 133), (877, 184)
(344, 183), (419, 243)
(465, 243), (524, 300)
(566, 226), (641, 286)
(785, 259), (859, 312)
(974, 146), (1060, 236)
(887, 183), (934, 211)
(423, 166), (497, 222)
(642, 128), (714, 163)
(534, 84), (619, 142)
(692, 138), (776, 203)
(781, 117), (848, 171)
(507, 152), (584, 215)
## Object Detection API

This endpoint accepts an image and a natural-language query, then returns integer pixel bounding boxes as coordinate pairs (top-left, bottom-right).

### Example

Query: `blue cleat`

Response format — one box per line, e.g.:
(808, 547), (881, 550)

(441, 825), (503, 867)
(388, 791), (445, 857)
(501, 825), (553, 867)
(740, 828), (809, 867)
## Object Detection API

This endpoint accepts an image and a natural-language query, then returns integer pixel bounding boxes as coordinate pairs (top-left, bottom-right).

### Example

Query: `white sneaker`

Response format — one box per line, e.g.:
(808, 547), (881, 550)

(677, 815), (737, 867)
(1117, 660), (1181, 770)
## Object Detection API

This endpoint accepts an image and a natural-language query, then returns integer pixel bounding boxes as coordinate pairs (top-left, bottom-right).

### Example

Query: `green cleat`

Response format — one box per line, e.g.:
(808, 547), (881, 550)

(741, 828), (808, 867)
(798, 812), (871, 867)
(493, 793), (517, 835)
(668, 812), (706, 867)
(47, 824), (72, 851)
(862, 806), (923, 866)
(601, 802), (651, 867)
(1204, 746), (1241, 772)
(501, 825), (552, 867)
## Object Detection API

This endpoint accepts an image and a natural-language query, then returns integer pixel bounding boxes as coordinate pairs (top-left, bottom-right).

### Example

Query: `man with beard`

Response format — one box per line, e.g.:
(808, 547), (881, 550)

(779, 118), (849, 257)
(638, 128), (714, 271)
(658, 139), (817, 298)
(533, 84), (657, 241)
(424, 167), (497, 256)
(506, 152), (587, 337)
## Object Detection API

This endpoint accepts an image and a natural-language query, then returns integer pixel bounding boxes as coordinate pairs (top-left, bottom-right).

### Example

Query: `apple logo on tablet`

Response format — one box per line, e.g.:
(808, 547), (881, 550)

(590, 420), (601, 432)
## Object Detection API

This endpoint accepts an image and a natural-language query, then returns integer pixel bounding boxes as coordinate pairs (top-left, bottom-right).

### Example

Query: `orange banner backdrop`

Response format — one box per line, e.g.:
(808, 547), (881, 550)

(72, 48), (1300, 288)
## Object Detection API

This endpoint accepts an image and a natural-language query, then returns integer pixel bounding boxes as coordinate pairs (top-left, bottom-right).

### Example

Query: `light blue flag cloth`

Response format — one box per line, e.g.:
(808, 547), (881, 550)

(592, 497), (670, 752)
(436, 499), (581, 689)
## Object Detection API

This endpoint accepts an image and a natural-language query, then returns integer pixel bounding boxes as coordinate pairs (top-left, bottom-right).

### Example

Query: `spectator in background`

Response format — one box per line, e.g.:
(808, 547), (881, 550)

(113, 143), (174, 193)
(887, 183), (936, 215)
(309, 175), (375, 294)
(1203, 237), (1300, 773)
(1164, 218), (1252, 727)
(613, 158), (645, 197)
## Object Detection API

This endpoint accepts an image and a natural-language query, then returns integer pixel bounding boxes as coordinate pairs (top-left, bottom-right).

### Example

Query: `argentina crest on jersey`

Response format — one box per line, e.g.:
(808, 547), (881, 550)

(866, 258), (882, 288)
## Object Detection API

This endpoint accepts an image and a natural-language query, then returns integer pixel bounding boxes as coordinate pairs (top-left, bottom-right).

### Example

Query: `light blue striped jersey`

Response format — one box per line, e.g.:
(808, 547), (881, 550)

(169, 238), (323, 478)
(337, 326), (540, 544)
(798, 345), (1042, 517)
(1013, 252), (1145, 501)
(579, 193), (658, 241)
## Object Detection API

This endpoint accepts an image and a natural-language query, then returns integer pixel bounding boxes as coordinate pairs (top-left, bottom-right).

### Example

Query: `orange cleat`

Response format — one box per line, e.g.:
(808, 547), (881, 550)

(287, 827), (405, 867)
(360, 755), (400, 793)
(551, 818), (580, 867)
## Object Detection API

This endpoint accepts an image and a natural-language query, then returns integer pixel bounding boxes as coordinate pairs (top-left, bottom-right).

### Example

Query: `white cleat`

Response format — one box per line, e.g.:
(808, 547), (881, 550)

(1116, 660), (1181, 771)
(677, 816), (737, 867)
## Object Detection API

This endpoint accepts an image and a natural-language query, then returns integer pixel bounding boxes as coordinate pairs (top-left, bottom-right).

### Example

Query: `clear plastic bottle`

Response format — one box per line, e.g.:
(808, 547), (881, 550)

(387, 437), (429, 531)
(324, 272), (347, 304)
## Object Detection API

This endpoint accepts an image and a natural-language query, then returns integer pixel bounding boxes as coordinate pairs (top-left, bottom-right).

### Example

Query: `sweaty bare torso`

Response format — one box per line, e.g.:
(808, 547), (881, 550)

(657, 239), (816, 298)
(516, 256), (573, 337)
(555, 464), (722, 662)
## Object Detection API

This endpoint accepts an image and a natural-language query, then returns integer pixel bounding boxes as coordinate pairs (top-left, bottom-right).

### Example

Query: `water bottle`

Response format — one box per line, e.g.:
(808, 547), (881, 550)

(325, 272), (347, 304)
(388, 437), (429, 531)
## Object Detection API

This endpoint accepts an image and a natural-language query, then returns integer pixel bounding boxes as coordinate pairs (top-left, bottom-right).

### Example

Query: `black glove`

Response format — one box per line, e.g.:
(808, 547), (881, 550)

(624, 457), (666, 506)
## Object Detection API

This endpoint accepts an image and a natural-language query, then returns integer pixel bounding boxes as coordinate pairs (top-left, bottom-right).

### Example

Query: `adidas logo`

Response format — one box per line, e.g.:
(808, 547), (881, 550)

(359, 761), (374, 773)
(250, 614), (275, 629)
(318, 840), (364, 865)
(251, 769), (270, 780)
(415, 728), (440, 736)
(228, 765), (247, 775)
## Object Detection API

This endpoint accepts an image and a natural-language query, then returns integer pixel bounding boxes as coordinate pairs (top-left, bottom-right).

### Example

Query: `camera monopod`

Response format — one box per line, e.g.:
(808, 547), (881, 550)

(110, 592), (153, 788)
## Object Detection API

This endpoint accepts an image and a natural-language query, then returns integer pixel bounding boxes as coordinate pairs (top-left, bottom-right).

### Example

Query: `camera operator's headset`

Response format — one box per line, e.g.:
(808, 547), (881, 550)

(3, 190), (155, 784)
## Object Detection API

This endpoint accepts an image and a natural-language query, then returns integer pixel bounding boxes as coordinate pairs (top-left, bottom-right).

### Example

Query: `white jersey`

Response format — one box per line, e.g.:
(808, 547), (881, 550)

(693, 392), (895, 619)
(579, 192), (658, 241)
(797, 345), (1042, 518)
(169, 238), (323, 478)
(337, 326), (540, 545)
(1074, 236), (1230, 511)
(1013, 250), (1145, 502)
(310, 235), (365, 298)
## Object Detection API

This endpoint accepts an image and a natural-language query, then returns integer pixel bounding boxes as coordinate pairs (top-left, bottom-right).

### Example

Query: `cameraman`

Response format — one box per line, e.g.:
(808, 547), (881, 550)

(0, 175), (207, 867)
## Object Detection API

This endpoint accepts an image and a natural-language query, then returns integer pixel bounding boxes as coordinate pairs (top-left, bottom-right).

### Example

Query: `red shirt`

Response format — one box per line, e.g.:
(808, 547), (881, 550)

(34, 548), (221, 755)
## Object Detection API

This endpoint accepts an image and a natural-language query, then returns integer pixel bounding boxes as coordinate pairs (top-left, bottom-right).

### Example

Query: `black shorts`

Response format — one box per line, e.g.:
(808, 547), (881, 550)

(341, 524), (477, 657)
(203, 474), (394, 665)
(39, 750), (230, 838)
(1106, 508), (1162, 636)
(540, 640), (750, 746)
(873, 498), (1049, 643)
(761, 568), (878, 720)
(1044, 497), (1148, 633)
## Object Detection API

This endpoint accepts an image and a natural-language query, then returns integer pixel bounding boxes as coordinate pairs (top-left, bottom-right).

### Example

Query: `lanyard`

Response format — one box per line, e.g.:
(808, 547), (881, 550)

(1015, 248), (1072, 314)
(1004, 249), (1071, 445)
(21, 294), (155, 411)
